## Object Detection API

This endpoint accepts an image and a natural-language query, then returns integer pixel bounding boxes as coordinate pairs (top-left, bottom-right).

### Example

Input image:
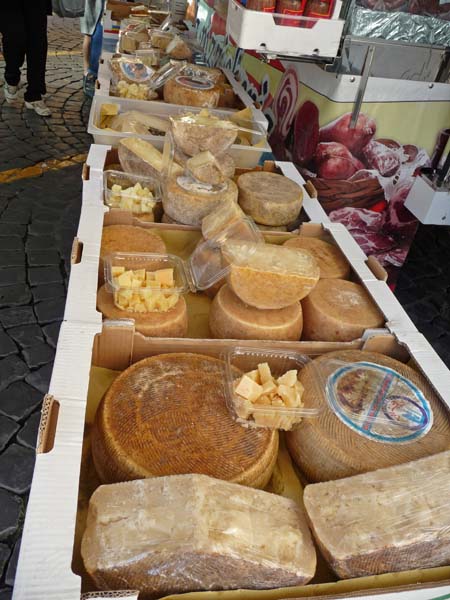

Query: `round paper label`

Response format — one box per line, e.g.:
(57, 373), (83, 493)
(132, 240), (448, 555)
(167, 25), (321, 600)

(175, 75), (214, 90)
(326, 362), (433, 444)
(119, 61), (152, 83)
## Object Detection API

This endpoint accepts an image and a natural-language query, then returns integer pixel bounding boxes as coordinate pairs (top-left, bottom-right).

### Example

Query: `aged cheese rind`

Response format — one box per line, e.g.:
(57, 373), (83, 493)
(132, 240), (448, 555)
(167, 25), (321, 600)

(284, 236), (350, 280)
(225, 242), (319, 310)
(163, 77), (221, 108)
(163, 176), (238, 226)
(210, 284), (303, 341)
(237, 172), (303, 226)
(286, 350), (450, 482)
(301, 279), (384, 342)
(81, 473), (316, 598)
(97, 284), (188, 338)
(304, 451), (450, 578)
(92, 353), (278, 487)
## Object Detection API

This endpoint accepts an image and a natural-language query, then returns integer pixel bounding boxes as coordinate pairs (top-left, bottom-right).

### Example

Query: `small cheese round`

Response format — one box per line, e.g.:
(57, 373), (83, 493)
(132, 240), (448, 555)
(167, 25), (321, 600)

(224, 242), (320, 310)
(286, 350), (450, 482)
(238, 172), (303, 226)
(92, 353), (278, 487)
(97, 284), (188, 338)
(210, 284), (303, 341)
(284, 237), (350, 280)
(162, 176), (238, 226)
(163, 76), (221, 108)
(302, 279), (384, 342)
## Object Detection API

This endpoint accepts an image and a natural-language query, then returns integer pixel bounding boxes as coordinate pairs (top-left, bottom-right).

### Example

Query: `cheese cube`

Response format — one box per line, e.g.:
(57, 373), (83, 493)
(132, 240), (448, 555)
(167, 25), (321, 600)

(277, 370), (298, 387)
(295, 380), (305, 396)
(262, 380), (277, 395)
(146, 271), (156, 282)
(154, 294), (168, 312)
(255, 394), (271, 406)
(278, 384), (298, 408)
(111, 266), (125, 277)
(258, 363), (273, 385)
(154, 268), (174, 287)
(117, 271), (132, 288)
(246, 370), (260, 384)
(134, 269), (146, 281)
(166, 294), (179, 309)
(235, 375), (263, 403)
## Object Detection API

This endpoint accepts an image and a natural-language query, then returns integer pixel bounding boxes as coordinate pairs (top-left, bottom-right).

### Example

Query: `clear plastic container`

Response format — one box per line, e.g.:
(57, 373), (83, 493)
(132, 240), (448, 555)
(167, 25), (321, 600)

(223, 347), (319, 430)
(103, 170), (162, 219)
(135, 48), (162, 67)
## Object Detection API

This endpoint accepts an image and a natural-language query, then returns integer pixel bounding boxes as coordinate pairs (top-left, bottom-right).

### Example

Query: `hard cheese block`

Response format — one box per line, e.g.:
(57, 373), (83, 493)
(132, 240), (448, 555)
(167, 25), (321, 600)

(237, 172), (303, 227)
(92, 353), (278, 487)
(163, 76), (221, 108)
(284, 236), (350, 280)
(96, 284), (188, 338)
(286, 350), (450, 482)
(304, 451), (450, 578)
(209, 283), (303, 341)
(302, 279), (384, 342)
(81, 474), (316, 598)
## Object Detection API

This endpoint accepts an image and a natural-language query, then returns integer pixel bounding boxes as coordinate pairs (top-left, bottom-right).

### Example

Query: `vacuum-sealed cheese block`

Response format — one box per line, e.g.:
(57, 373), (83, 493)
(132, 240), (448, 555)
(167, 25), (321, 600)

(82, 474), (316, 598)
(163, 175), (238, 226)
(286, 350), (450, 482)
(163, 75), (221, 108)
(238, 172), (303, 227)
(109, 111), (169, 135)
(171, 110), (238, 157)
(118, 137), (182, 179)
(304, 451), (450, 578)
(97, 284), (188, 338)
(92, 353), (278, 487)
(224, 241), (319, 310)
(284, 236), (350, 280)
(210, 284), (303, 341)
(302, 279), (384, 342)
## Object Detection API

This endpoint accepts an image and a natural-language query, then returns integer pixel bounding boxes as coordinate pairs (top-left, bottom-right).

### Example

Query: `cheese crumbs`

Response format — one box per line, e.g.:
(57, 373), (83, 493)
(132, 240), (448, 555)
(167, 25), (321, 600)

(112, 266), (179, 313)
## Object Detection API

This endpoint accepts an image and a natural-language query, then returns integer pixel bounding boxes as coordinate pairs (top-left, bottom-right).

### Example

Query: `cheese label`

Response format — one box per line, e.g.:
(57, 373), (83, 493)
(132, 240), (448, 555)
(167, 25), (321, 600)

(326, 362), (433, 444)
(175, 75), (215, 91)
(119, 61), (153, 83)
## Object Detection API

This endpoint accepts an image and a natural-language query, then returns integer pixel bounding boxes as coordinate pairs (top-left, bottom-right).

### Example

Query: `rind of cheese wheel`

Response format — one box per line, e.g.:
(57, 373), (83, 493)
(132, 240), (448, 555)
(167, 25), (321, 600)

(301, 279), (384, 342)
(163, 77), (221, 108)
(163, 176), (238, 226)
(165, 36), (193, 60)
(91, 353), (278, 487)
(284, 236), (350, 280)
(171, 111), (238, 157)
(97, 284), (188, 337)
(224, 241), (320, 310)
(286, 350), (450, 482)
(210, 284), (303, 341)
(118, 137), (182, 179)
(238, 172), (303, 227)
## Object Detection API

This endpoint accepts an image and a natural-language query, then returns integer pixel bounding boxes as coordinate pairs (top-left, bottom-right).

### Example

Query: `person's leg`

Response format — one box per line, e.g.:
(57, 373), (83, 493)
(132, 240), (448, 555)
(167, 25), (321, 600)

(0, 4), (27, 91)
(83, 34), (92, 75)
(88, 20), (103, 78)
(23, 0), (48, 102)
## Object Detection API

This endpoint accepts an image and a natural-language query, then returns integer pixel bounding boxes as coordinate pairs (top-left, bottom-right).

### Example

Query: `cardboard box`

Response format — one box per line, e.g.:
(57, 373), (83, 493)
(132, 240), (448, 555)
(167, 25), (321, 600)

(12, 321), (450, 599)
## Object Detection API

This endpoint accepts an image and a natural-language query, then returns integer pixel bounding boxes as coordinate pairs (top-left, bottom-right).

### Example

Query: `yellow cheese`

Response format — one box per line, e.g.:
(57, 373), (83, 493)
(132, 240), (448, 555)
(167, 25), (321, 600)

(284, 236), (351, 280)
(186, 151), (234, 185)
(301, 279), (384, 342)
(163, 77), (221, 108)
(209, 284), (303, 341)
(118, 137), (182, 179)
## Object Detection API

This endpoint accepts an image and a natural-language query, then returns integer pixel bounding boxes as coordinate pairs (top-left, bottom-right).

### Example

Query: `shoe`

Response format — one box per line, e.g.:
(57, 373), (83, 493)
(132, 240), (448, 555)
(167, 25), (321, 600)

(4, 83), (19, 103)
(24, 99), (51, 117)
(83, 73), (96, 99)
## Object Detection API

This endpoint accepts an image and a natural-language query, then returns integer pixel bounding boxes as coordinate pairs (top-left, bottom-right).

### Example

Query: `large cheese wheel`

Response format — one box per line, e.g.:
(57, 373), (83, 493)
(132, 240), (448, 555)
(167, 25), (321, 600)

(163, 76), (221, 108)
(97, 285), (188, 338)
(162, 175), (238, 226)
(302, 279), (384, 342)
(284, 237), (350, 280)
(210, 284), (303, 341)
(286, 350), (450, 482)
(92, 353), (278, 487)
(237, 172), (303, 227)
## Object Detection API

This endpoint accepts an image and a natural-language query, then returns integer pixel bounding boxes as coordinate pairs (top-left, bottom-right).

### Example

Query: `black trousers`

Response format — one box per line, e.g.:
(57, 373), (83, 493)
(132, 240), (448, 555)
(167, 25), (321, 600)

(0, 0), (48, 102)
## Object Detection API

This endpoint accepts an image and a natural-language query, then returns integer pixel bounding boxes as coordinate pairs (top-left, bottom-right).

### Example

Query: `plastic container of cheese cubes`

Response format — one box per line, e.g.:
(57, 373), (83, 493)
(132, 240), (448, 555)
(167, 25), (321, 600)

(103, 170), (162, 221)
(223, 347), (320, 431)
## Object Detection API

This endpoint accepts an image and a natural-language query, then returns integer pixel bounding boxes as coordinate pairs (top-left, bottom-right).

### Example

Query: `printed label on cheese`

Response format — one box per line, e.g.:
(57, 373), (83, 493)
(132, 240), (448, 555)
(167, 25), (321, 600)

(119, 61), (153, 83)
(326, 362), (433, 444)
(177, 175), (225, 194)
(175, 75), (215, 91)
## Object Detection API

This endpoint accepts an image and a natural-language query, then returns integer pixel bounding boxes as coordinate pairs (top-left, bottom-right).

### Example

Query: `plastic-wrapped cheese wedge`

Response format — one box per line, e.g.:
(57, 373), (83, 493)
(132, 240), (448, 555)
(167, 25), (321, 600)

(284, 236), (350, 280)
(303, 451), (450, 578)
(81, 474), (316, 597)
(170, 109), (239, 157)
(118, 137), (183, 179)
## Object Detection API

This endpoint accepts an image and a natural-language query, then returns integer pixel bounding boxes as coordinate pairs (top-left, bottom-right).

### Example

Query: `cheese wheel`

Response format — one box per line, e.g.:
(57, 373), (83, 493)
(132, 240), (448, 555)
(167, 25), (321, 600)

(92, 353), (278, 487)
(163, 176), (238, 226)
(302, 279), (384, 342)
(210, 284), (303, 341)
(163, 76), (221, 108)
(284, 237), (350, 280)
(238, 172), (303, 226)
(286, 350), (450, 482)
(97, 284), (188, 338)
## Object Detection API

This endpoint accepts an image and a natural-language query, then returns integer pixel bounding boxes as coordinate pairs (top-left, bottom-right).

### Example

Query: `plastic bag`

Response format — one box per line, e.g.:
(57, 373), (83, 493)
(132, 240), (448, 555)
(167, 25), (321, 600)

(52, 0), (85, 18)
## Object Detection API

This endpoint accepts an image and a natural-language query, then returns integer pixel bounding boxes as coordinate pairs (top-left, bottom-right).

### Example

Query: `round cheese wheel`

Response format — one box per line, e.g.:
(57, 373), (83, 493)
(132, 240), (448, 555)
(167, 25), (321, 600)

(284, 237), (350, 280)
(238, 172), (303, 227)
(97, 285), (188, 338)
(302, 279), (384, 342)
(163, 76), (221, 108)
(162, 176), (238, 226)
(286, 350), (450, 482)
(210, 284), (303, 341)
(92, 353), (278, 487)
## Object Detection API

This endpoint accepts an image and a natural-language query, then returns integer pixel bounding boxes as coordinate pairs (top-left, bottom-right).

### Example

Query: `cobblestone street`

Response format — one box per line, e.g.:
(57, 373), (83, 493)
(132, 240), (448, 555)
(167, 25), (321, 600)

(0, 13), (449, 600)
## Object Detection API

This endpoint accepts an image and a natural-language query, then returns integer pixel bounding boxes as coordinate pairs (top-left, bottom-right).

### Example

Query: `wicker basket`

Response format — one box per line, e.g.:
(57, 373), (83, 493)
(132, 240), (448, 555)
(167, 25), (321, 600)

(314, 177), (385, 213)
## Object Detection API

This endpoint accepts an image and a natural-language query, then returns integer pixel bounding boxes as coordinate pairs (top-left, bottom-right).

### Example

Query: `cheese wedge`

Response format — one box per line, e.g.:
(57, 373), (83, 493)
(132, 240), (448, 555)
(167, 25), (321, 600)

(284, 236), (350, 280)
(118, 137), (182, 179)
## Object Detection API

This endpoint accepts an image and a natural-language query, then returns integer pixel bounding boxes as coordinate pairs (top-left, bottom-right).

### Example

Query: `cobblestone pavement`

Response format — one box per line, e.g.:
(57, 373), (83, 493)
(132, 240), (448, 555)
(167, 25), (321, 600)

(0, 12), (450, 600)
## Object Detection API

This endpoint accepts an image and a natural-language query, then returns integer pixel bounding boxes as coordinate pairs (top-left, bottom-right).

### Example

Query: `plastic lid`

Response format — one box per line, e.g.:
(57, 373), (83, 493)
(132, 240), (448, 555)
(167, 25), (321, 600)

(148, 60), (187, 89)
(103, 170), (162, 211)
(319, 359), (434, 444)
